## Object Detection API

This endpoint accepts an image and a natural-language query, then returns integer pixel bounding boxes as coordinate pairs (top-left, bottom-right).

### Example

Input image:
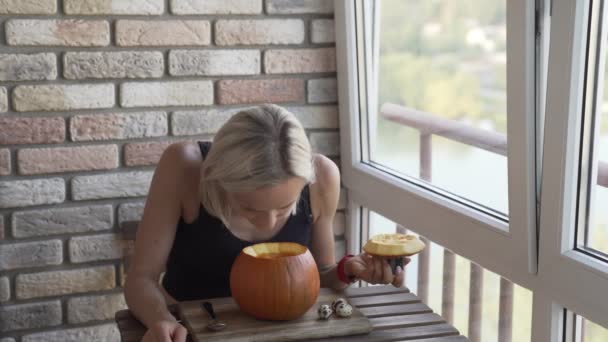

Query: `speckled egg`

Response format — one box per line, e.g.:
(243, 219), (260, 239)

(335, 303), (353, 318)
(331, 298), (348, 312)
(317, 304), (333, 320)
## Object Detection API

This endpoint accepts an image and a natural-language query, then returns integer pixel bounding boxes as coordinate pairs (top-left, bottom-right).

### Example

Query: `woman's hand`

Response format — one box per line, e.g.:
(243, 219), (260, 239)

(345, 253), (411, 287)
(141, 319), (188, 342)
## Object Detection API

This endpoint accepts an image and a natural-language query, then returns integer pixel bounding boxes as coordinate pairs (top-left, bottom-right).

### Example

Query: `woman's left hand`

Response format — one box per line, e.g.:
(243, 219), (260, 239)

(345, 253), (411, 287)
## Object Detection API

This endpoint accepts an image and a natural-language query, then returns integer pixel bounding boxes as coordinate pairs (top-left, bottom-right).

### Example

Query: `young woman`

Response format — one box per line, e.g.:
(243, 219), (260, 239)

(124, 104), (410, 342)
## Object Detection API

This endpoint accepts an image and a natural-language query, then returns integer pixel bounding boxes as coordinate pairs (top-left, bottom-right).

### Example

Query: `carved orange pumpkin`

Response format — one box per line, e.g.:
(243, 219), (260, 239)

(230, 242), (320, 321)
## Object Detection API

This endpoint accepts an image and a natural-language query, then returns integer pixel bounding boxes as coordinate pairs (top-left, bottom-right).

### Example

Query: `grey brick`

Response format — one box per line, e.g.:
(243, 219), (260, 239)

(67, 293), (126, 324)
(22, 323), (120, 342)
(169, 50), (259, 76)
(0, 301), (61, 332)
(16, 266), (115, 299)
(0, 53), (57, 81)
(12, 205), (114, 238)
(69, 234), (132, 263)
(64, 51), (164, 79)
(0, 240), (63, 271)
(266, 0), (333, 14)
(0, 178), (65, 209)
(72, 171), (154, 200)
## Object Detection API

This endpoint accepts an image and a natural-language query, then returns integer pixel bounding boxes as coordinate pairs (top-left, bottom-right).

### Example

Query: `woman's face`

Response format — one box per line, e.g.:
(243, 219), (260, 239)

(229, 177), (306, 231)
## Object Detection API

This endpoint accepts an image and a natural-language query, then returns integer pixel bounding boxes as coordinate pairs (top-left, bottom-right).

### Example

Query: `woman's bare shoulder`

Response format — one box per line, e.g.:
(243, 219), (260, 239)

(160, 141), (203, 170)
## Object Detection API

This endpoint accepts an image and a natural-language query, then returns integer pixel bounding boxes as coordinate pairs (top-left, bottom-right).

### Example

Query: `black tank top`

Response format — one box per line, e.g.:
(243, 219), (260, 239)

(162, 142), (314, 301)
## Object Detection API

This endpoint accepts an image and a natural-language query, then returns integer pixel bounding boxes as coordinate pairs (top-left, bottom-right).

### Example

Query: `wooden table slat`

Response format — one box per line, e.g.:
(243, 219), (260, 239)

(314, 323), (459, 342)
(350, 292), (421, 307)
(360, 303), (435, 318)
(400, 336), (469, 342)
(370, 313), (446, 330)
(344, 285), (410, 298)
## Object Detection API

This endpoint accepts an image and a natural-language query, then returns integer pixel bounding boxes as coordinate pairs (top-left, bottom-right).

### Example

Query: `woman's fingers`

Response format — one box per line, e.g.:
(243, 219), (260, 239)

(382, 260), (393, 284)
(173, 324), (188, 342)
(392, 266), (405, 287)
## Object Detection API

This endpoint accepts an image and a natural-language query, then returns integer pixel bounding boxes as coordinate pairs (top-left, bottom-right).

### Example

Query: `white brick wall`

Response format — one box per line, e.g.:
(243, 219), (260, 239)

(0, 2), (340, 339)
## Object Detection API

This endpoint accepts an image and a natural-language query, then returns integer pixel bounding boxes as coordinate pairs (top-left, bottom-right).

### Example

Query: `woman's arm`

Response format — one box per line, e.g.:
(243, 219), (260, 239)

(309, 155), (408, 290)
(123, 142), (202, 333)
(308, 155), (349, 290)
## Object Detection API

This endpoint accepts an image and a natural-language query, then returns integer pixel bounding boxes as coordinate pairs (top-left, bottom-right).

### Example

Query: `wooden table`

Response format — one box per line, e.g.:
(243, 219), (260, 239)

(115, 285), (468, 341)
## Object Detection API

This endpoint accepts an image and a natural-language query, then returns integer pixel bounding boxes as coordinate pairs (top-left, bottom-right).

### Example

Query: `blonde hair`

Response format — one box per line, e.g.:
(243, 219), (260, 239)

(199, 104), (314, 225)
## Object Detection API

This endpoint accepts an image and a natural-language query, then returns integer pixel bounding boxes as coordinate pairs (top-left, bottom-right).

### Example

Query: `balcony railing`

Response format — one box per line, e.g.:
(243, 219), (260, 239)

(380, 102), (607, 342)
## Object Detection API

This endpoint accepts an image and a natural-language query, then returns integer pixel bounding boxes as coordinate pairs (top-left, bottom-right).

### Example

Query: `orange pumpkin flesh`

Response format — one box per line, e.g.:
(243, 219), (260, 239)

(230, 242), (320, 321)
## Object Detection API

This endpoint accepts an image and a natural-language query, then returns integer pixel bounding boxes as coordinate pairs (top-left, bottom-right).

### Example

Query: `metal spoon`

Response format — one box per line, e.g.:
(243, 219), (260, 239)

(202, 301), (227, 332)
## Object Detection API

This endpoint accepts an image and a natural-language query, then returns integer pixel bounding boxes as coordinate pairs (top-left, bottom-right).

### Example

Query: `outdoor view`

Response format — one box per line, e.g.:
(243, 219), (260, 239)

(367, 0), (608, 340)
(370, 0), (508, 214)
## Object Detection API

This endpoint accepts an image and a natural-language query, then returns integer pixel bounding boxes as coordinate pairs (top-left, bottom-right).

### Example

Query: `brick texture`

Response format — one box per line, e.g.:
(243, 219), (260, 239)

(0, 0), (56, 14)
(124, 141), (173, 166)
(0, 87), (6, 112)
(0, 117), (65, 145)
(0, 178), (65, 209)
(21, 324), (120, 342)
(18, 145), (118, 175)
(217, 79), (304, 104)
(265, 48), (336, 74)
(171, 0), (261, 14)
(311, 19), (335, 43)
(310, 132), (340, 156)
(169, 50), (259, 76)
(172, 108), (239, 135)
(0, 149), (9, 175)
(13, 84), (114, 112)
(0, 240), (63, 271)
(67, 293), (126, 324)
(121, 81), (213, 107)
(116, 20), (211, 46)
(307, 78), (338, 103)
(6, 20), (110, 46)
(71, 171), (154, 200)
(70, 112), (167, 141)
(16, 266), (116, 299)
(0, 276), (10, 302)
(64, 51), (164, 79)
(215, 20), (304, 45)
(0, 53), (57, 81)
(69, 233), (133, 263)
(12, 205), (114, 238)
(286, 105), (339, 129)
(64, 0), (164, 15)
(266, 0), (333, 14)
(118, 202), (145, 224)
(0, 301), (61, 332)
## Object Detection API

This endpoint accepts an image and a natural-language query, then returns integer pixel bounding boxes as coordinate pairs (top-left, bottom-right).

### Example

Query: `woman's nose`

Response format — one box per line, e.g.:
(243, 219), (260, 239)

(254, 212), (277, 231)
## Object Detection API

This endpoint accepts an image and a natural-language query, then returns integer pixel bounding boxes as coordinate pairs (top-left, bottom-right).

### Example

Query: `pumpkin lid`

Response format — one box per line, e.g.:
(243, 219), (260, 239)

(363, 233), (425, 257)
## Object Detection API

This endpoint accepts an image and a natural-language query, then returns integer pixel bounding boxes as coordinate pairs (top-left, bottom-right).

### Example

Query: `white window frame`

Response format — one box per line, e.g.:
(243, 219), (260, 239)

(335, 0), (538, 289)
(538, 0), (608, 330)
(336, 0), (608, 339)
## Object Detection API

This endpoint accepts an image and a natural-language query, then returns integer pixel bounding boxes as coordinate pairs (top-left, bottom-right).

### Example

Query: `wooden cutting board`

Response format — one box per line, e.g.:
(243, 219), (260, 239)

(178, 289), (373, 342)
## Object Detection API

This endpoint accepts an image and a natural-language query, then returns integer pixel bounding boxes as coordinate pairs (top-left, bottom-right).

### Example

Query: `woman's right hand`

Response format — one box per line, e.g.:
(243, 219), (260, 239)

(141, 320), (188, 342)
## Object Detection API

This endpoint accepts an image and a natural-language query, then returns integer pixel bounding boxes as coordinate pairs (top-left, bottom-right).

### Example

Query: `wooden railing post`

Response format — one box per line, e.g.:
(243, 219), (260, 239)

(442, 249), (456, 324)
(468, 263), (484, 342)
(417, 132), (432, 304)
(498, 277), (513, 342)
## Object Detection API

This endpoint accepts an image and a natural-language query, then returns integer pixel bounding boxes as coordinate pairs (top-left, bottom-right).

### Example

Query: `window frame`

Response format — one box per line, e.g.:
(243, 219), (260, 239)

(337, 0), (608, 338)
(538, 0), (608, 329)
(335, 0), (539, 290)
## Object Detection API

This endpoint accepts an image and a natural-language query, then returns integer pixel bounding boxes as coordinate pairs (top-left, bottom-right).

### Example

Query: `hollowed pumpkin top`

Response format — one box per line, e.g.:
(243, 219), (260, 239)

(363, 233), (426, 256)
